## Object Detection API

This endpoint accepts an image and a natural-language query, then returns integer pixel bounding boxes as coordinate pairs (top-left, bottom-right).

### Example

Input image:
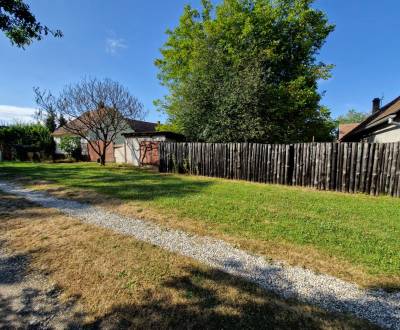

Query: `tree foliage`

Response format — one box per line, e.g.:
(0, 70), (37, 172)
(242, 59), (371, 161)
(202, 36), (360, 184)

(44, 111), (57, 132)
(337, 109), (369, 124)
(0, 0), (62, 47)
(58, 114), (67, 128)
(0, 123), (54, 159)
(155, 0), (336, 143)
(59, 136), (81, 159)
(34, 78), (145, 165)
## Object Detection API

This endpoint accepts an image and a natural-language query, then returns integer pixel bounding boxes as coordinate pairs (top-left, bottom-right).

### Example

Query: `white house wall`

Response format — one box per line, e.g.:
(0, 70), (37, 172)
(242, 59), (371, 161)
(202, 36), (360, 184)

(114, 144), (126, 163)
(125, 137), (140, 166)
(54, 137), (63, 154)
(367, 125), (400, 143)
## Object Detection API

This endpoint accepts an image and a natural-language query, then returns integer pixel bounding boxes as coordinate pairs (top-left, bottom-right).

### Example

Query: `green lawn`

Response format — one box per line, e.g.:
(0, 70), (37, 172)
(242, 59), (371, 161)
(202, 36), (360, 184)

(1, 161), (399, 287)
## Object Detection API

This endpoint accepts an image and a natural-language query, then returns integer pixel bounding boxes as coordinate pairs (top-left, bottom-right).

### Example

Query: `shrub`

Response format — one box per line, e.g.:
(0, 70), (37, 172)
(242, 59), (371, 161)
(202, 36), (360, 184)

(59, 136), (81, 160)
(0, 123), (54, 160)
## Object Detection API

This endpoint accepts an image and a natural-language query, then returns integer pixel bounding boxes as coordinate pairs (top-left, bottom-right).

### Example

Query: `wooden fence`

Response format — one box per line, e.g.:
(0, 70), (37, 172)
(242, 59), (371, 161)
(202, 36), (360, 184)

(159, 142), (400, 197)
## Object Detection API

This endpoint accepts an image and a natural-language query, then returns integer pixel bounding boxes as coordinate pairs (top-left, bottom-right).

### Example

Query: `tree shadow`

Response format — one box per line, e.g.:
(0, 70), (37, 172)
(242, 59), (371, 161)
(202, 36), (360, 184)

(0, 163), (214, 202)
(367, 282), (400, 293)
(0, 190), (384, 329)
(0, 253), (30, 285)
(0, 249), (86, 329)
(0, 192), (68, 223)
(84, 267), (377, 330)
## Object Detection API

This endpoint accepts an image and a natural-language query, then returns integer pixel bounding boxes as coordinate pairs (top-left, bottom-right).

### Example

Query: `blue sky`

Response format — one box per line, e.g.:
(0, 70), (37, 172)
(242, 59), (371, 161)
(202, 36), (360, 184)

(0, 0), (399, 124)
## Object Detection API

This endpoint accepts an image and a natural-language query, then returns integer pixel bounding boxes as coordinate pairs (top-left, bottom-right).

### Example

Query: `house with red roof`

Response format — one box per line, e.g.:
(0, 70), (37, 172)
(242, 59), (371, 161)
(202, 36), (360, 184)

(340, 97), (400, 143)
(52, 114), (183, 165)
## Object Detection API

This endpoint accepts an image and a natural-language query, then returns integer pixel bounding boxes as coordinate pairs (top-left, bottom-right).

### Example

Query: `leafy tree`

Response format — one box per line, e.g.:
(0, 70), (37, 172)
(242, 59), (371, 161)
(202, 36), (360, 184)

(155, 0), (336, 143)
(34, 78), (144, 165)
(0, 0), (62, 47)
(59, 136), (81, 159)
(44, 110), (57, 132)
(337, 109), (369, 124)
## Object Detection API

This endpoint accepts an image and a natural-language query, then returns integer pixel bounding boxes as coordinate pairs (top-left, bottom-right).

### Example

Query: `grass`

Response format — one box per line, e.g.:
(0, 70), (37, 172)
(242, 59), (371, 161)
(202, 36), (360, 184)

(0, 161), (399, 289)
(0, 191), (376, 328)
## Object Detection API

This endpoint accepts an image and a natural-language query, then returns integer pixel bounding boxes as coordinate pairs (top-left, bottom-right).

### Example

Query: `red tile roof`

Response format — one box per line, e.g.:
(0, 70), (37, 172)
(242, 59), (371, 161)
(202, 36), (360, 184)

(338, 123), (359, 140)
(52, 111), (157, 137)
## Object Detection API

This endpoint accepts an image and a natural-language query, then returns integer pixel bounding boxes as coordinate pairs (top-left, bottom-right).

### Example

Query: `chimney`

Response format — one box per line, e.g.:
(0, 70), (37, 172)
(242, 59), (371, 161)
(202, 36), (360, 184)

(372, 98), (380, 113)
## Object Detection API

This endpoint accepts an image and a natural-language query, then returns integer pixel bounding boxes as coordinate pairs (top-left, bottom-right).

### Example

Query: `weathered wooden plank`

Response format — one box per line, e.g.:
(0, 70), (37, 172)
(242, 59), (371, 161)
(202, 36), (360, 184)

(310, 143), (316, 188)
(389, 143), (399, 196)
(326, 143), (332, 190)
(395, 143), (400, 197)
(320, 143), (326, 190)
(284, 144), (290, 184)
(359, 143), (368, 193)
(158, 141), (400, 197)
(377, 144), (386, 195)
(348, 143), (354, 192)
(370, 144), (380, 195)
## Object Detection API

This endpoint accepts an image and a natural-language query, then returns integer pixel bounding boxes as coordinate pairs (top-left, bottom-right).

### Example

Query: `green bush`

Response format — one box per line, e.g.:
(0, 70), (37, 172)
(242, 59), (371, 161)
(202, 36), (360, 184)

(0, 123), (54, 161)
(59, 136), (81, 160)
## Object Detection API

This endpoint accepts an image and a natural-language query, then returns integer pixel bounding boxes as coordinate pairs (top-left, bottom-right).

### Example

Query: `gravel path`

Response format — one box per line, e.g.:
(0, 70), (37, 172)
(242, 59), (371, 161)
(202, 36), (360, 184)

(0, 181), (399, 329)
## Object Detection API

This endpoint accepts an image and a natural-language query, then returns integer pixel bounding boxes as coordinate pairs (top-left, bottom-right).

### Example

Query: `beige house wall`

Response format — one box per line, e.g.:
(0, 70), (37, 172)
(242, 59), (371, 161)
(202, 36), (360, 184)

(367, 125), (400, 143)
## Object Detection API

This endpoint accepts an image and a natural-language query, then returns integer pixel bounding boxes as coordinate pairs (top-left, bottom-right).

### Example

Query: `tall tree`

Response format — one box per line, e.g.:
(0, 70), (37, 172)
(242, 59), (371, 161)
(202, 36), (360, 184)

(155, 0), (336, 143)
(44, 110), (57, 132)
(58, 114), (67, 128)
(0, 0), (62, 47)
(337, 109), (369, 124)
(34, 86), (57, 132)
(34, 78), (144, 165)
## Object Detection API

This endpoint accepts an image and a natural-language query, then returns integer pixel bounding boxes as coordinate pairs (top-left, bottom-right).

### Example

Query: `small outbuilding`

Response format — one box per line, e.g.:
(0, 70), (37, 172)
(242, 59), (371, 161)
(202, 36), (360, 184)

(122, 131), (185, 166)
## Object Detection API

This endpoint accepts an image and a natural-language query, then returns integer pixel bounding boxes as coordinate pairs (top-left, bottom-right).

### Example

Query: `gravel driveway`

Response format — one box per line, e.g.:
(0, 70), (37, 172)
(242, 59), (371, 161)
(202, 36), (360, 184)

(0, 180), (399, 329)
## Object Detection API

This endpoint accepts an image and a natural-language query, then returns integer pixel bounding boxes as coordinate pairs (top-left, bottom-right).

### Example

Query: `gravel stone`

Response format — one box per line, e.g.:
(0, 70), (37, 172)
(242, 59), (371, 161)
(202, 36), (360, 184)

(1, 181), (399, 329)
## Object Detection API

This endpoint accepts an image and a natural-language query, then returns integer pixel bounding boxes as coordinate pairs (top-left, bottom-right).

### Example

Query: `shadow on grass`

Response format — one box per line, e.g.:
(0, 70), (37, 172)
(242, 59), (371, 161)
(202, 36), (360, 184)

(368, 282), (400, 293)
(0, 248), (86, 328)
(0, 191), (379, 329)
(0, 163), (214, 202)
(0, 259), (375, 329)
(85, 267), (376, 330)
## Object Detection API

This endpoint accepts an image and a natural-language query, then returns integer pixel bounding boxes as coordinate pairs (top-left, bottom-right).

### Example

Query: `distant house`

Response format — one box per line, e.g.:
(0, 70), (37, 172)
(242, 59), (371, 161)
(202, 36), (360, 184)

(340, 97), (400, 143)
(52, 114), (157, 163)
(52, 113), (183, 165)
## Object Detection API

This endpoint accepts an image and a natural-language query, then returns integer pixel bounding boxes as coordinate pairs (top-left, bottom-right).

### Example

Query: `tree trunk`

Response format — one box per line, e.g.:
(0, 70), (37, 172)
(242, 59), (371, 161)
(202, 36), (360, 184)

(100, 154), (106, 166)
(100, 142), (107, 166)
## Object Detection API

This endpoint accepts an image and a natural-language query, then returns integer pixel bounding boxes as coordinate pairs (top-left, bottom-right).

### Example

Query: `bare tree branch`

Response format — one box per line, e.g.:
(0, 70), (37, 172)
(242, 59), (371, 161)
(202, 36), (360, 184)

(34, 78), (145, 165)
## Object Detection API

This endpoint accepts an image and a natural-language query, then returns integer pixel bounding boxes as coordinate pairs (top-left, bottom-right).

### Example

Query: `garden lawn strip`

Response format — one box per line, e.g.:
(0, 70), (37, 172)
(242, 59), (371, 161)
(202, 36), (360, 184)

(0, 180), (398, 329)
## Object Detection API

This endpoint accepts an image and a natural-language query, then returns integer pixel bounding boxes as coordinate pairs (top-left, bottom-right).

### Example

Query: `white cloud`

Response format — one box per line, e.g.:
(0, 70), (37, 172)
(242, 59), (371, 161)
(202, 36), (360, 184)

(0, 105), (37, 124)
(105, 37), (127, 55)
